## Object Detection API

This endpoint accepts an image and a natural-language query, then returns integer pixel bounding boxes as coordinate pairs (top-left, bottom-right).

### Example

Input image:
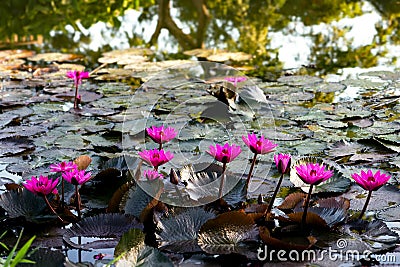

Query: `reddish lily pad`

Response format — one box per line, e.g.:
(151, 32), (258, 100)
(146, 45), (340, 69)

(259, 226), (317, 251)
(197, 211), (259, 258)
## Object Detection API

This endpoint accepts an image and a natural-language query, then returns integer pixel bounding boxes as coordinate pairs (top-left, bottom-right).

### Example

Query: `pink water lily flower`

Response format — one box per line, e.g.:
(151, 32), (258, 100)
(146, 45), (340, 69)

(67, 70), (90, 109)
(67, 70), (90, 86)
(62, 169), (92, 185)
(352, 170), (391, 191)
(274, 154), (291, 174)
(207, 143), (241, 164)
(50, 161), (77, 173)
(144, 170), (164, 181)
(295, 163), (333, 185)
(24, 175), (59, 196)
(139, 149), (174, 169)
(146, 125), (177, 144)
(224, 76), (247, 87)
(242, 133), (277, 155)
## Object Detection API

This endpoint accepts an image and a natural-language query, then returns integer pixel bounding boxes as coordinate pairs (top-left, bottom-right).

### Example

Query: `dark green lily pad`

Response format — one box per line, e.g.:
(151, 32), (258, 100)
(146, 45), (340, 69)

(156, 207), (216, 253)
(0, 137), (34, 157)
(0, 188), (50, 222)
(63, 213), (143, 250)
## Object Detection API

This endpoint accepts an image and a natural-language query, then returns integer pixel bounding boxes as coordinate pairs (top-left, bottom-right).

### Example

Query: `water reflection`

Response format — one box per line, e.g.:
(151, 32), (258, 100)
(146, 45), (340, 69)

(0, 0), (399, 75)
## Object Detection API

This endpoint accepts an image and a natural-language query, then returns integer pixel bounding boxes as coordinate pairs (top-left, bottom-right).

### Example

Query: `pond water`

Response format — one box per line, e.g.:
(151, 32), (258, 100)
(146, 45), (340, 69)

(1, 0), (399, 76)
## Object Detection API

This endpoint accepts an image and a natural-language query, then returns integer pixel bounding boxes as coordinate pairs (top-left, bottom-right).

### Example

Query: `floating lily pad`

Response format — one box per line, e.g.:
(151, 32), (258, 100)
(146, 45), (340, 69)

(277, 75), (323, 86)
(197, 211), (258, 258)
(157, 207), (216, 253)
(341, 184), (400, 211)
(27, 52), (82, 62)
(115, 228), (173, 267)
(0, 188), (50, 222)
(0, 137), (34, 157)
(63, 213), (143, 250)
(376, 204), (400, 222)
(206, 51), (252, 62)
(259, 226), (316, 251)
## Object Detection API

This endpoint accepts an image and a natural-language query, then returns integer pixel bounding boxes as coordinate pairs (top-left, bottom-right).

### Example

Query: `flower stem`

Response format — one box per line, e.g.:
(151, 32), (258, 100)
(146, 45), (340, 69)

(43, 195), (65, 223)
(245, 153), (258, 193)
(358, 190), (372, 219)
(75, 185), (81, 220)
(159, 143), (163, 150)
(74, 84), (79, 109)
(302, 184), (314, 228)
(266, 173), (284, 214)
(218, 162), (227, 199)
(61, 179), (65, 208)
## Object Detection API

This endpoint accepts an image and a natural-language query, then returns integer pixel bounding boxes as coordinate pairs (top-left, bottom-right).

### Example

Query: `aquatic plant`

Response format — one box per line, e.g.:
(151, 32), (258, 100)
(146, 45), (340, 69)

(23, 176), (64, 223)
(207, 142), (241, 198)
(266, 153), (291, 214)
(146, 125), (177, 150)
(224, 76), (247, 87)
(143, 170), (164, 181)
(295, 163), (333, 227)
(62, 169), (92, 220)
(351, 169), (391, 219)
(242, 133), (277, 191)
(50, 161), (77, 208)
(0, 229), (36, 266)
(139, 149), (174, 171)
(66, 70), (90, 109)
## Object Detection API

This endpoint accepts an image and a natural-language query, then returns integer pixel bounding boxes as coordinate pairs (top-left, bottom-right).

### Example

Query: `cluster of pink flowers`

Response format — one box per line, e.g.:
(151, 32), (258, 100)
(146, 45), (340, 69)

(23, 160), (92, 221)
(140, 125), (177, 180)
(50, 161), (92, 186)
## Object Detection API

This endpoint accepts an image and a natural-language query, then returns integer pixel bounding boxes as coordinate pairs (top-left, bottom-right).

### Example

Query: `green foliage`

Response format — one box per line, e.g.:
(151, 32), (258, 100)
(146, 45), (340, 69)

(0, 229), (36, 267)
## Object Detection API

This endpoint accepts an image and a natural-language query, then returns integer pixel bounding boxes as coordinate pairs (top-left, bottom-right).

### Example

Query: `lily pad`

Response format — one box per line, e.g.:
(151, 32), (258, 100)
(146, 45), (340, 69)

(156, 207), (216, 253)
(341, 184), (400, 211)
(115, 228), (173, 267)
(63, 213), (143, 250)
(0, 137), (34, 157)
(277, 75), (323, 86)
(0, 188), (50, 222)
(197, 211), (259, 258)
